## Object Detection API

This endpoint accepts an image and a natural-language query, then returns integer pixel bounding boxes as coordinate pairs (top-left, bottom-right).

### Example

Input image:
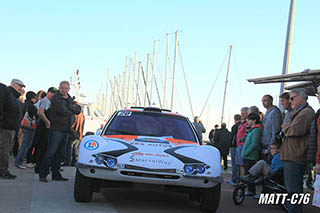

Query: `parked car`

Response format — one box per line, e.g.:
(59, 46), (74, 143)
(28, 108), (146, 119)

(74, 107), (222, 212)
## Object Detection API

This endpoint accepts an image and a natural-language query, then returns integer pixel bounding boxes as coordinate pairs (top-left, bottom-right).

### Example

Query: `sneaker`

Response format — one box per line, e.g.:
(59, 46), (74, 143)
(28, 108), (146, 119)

(240, 174), (255, 184)
(39, 177), (48, 182)
(240, 175), (251, 183)
(15, 164), (27, 169)
(26, 163), (34, 168)
(0, 171), (17, 179)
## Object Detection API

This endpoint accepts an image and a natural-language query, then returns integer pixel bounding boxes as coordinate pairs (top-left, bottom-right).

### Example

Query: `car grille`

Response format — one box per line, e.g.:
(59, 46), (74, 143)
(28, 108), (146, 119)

(120, 171), (180, 180)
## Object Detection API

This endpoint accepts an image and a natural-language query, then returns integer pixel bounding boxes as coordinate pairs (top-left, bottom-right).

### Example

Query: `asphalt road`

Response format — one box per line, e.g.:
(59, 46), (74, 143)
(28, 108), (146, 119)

(0, 156), (318, 213)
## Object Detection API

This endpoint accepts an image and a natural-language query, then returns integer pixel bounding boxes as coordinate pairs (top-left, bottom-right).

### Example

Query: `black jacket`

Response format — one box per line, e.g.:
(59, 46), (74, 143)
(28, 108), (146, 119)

(0, 83), (22, 130)
(213, 127), (231, 155)
(230, 122), (240, 148)
(50, 92), (81, 132)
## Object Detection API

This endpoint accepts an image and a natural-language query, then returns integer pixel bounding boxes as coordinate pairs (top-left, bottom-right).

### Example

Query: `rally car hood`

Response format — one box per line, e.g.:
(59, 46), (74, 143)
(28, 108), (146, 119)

(77, 135), (221, 178)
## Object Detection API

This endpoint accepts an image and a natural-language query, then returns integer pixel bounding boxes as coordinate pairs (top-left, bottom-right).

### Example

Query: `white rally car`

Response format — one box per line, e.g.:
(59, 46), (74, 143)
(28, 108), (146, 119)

(74, 107), (222, 212)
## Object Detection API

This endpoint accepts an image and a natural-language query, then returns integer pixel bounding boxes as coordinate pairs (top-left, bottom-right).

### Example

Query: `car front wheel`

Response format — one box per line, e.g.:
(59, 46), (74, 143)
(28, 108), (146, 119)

(74, 169), (93, 202)
(200, 183), (221, 212)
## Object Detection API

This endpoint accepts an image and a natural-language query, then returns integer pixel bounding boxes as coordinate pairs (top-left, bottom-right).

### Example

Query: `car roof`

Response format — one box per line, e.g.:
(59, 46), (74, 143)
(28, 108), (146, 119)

(247, 69), (320, 96)
(119, 107), (184, 117)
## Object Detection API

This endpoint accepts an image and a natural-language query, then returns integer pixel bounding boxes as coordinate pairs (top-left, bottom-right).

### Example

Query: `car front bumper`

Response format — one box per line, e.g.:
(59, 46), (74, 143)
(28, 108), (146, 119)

(77, 163), (223, 188)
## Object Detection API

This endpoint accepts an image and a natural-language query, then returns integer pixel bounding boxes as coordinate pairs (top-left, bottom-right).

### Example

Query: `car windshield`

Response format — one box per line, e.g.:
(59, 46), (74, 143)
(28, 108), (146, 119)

(104, 111), (197, 142)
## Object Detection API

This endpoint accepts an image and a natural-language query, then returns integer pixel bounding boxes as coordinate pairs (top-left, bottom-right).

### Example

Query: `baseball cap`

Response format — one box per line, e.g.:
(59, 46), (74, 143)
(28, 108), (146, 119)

(11, 79), (25, 87)
(47, 87), (58, 93)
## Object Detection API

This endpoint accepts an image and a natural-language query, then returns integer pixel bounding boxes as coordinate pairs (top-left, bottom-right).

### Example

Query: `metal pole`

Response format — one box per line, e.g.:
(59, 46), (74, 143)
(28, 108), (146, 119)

(124, 57), (128, 107)
(136, 62), (141, 106)
(279, 0), (296, 108)
(221, 45), (232, 124)
(163, 33), (169, 109)
(105, 69), (109, 115)
(132, 53), (138, 105)
(126, 58), (132, 107)
(178, 45), (194, 119)
(150, 40), (157, 106)
(111, 78), (116, 113)
(170, 30), (178, 111)
(206, 104), (210, 133)
(115, 77), (119, 110)
(109, 78), (114, 115)
(118, 75), (122, 108)
(144, 54), (150, 107)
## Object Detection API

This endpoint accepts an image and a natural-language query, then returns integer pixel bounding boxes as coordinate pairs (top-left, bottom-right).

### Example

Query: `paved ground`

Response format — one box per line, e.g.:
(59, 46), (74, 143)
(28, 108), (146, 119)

(0, 156), (318, 213)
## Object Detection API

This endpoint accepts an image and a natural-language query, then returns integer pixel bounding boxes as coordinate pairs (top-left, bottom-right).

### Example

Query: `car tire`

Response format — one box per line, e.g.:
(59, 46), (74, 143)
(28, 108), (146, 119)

(199, 183), (221, 212)
(74, 169), (93, 202)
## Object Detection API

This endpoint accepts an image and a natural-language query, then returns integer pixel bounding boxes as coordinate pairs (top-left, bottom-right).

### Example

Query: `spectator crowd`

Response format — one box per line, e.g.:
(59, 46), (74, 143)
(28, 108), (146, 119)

(200, 88), (320, 213)
(0, 79), (83, 183)
(1, 78), (320, 213)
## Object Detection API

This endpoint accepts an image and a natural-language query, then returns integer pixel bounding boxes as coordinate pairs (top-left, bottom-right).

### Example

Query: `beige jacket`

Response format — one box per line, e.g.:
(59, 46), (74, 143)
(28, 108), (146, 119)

(280, 104), (314, 163)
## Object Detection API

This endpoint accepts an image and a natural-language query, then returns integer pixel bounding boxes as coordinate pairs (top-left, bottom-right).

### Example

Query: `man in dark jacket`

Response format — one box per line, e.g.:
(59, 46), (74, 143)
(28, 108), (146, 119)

(0, 79), (25, 179)
(226, 114), (241, 185)
(213, 123), (230, 171)
(39, 81), (81, 182)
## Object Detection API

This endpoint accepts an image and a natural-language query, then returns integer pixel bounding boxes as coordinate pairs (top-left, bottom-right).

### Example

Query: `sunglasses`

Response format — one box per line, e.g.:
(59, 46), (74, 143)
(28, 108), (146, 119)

(290, 96), (298, 101)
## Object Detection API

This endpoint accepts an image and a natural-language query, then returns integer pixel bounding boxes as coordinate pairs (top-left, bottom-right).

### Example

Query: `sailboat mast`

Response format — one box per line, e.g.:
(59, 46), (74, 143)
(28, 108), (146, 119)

(126, 58), (132, 107)
(279, 0), (296, 101)
(170, 30), (178, 111)
(136, 62), (141, 106)
(144, 54), (150, 107)
(150, 40), (157, 106)
(163, 33), (169, 109)
(123, 57), (128, 107)
(105, 69), (109, 115)
(132, 53), (138, 105)
(221, 45), (232, 124)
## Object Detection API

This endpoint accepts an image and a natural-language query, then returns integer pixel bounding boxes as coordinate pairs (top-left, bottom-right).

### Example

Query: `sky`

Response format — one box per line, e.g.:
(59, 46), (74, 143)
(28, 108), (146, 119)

(1, 0), (320, 138)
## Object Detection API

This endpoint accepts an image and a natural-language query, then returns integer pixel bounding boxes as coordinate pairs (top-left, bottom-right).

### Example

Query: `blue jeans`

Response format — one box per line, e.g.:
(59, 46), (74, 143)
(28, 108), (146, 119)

(39, 130), (69, 178)
(15, 128), (35, 166)
(63, 136), (73, 166)
(236, 145), (244, 166)
(283, 160), (305, 213)
(230, 147), (239, 184)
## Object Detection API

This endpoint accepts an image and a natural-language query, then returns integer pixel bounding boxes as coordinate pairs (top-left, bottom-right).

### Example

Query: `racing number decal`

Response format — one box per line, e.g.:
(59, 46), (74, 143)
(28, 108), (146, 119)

(117, 111), (132, 116)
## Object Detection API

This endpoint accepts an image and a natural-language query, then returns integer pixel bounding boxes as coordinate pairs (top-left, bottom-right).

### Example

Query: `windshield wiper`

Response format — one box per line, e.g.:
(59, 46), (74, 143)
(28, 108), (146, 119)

(106, 129), (139, 135)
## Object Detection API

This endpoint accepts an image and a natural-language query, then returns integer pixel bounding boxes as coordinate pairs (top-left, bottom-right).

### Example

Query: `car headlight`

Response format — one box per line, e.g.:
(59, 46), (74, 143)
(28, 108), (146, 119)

(106, 158), (117, 168)
(196, 165), (206, 174)
(184, 165), (194, 175)
(184, 164), (207, 175)
(95, 155), (105, 165)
